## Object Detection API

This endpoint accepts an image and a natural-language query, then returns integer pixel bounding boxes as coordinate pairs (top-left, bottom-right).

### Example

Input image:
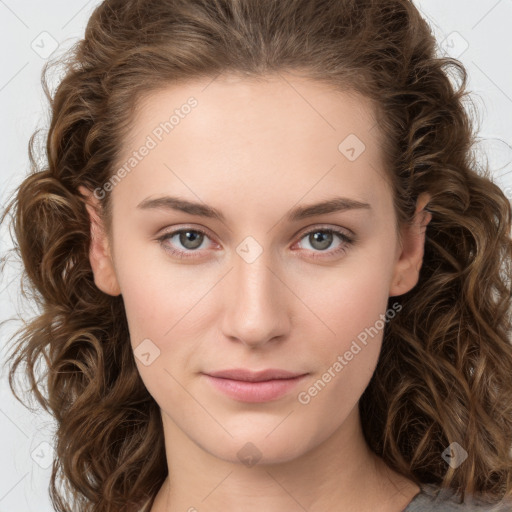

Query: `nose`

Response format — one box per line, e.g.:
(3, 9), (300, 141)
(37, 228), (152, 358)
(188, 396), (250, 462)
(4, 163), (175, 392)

(220, 249), (291, 349)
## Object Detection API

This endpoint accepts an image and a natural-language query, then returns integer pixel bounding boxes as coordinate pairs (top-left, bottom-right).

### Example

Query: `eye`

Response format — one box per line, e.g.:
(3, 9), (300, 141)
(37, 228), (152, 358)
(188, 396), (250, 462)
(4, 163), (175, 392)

(293, 226), (355, 260)
(157, 227), (215, 260)
(156, 225), (355, 260)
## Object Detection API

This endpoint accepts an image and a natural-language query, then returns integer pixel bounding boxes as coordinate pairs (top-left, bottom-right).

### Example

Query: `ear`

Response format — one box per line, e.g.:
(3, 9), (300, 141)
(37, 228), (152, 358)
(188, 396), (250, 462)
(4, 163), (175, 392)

(389, 192), (432, 297)
(78, 186), (121, 296)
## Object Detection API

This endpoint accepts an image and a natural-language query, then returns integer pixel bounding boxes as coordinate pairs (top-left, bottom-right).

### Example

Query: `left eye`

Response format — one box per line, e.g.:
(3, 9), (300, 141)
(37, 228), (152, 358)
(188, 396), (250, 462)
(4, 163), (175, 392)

(157, 226), (354, 260)
(295, 228), (354, 256)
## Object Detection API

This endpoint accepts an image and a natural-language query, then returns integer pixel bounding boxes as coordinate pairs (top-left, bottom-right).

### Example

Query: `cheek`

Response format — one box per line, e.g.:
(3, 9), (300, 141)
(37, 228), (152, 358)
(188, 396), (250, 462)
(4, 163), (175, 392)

(113, 247), (212, 390)
(118, 272), (164, 346)
(294, 247), (395, 394)
(298, 248), (394, 350)
(113, 241), (199, 343)
(294, 273), (391, 426)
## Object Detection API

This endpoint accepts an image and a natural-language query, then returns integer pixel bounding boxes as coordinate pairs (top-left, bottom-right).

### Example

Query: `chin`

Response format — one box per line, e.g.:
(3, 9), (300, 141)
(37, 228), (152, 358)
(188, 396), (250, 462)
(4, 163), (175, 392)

(200, 430), (314, 468)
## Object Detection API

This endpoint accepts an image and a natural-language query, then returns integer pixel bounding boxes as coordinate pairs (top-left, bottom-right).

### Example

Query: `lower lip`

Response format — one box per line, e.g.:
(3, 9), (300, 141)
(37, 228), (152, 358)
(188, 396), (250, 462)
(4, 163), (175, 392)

(203, 374), (308, 403)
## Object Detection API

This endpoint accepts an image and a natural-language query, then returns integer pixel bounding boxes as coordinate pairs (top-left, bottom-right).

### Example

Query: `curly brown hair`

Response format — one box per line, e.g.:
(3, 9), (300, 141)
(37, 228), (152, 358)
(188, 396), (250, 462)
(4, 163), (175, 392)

(2, 0), (512, 511)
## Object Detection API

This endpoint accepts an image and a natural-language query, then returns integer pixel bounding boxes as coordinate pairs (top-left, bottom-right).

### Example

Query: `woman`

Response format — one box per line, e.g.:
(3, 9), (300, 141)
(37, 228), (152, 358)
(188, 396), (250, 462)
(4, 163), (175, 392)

(2, 0), (512, 511)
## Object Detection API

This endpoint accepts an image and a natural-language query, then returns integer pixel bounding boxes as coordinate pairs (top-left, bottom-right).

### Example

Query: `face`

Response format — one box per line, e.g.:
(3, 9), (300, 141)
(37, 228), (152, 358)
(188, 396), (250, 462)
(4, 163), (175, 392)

(82, 72), (430, 466)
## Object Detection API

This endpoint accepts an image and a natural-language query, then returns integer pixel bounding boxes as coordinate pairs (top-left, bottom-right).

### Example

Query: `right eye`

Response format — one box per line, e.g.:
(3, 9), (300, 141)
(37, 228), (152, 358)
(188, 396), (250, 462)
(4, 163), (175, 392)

(156, 227), (216, 259)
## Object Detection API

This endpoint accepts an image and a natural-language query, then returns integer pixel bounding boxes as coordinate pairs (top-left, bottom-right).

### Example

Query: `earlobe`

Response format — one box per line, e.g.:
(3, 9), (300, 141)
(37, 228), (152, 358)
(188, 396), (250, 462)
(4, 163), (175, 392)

(389, 192), (432, 297)
(78, 186), (121, 297)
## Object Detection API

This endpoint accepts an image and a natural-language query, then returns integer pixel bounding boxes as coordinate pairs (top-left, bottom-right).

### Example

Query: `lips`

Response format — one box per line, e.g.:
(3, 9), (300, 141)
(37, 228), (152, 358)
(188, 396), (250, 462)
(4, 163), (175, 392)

(202, 370), (308, 403)
(204, 368), (307, 382)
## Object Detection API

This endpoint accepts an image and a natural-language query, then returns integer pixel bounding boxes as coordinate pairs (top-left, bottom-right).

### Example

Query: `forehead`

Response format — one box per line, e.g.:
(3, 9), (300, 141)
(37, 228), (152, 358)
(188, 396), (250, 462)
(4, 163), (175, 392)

(129, 72), (382, 149)
(112, 73), (392, 221)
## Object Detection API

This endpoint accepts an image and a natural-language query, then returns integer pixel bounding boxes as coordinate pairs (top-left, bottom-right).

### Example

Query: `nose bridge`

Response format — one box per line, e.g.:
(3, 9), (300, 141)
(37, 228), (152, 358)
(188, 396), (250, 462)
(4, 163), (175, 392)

(220, 242), (289, 347)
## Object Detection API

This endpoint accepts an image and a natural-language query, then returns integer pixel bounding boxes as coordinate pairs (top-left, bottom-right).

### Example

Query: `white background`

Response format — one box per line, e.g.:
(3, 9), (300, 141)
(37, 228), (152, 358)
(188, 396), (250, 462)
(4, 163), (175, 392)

(1, 1), (511, 510)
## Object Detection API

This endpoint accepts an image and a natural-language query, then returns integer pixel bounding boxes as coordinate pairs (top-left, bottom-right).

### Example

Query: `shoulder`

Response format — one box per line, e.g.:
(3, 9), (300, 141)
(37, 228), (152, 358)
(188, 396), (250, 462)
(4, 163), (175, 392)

(403, 484), (512, 512)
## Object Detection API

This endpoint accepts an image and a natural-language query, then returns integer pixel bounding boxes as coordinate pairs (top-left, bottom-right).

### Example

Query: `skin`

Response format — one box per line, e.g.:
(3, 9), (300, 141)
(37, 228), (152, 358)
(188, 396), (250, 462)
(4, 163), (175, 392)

(80, 72), (431, 511)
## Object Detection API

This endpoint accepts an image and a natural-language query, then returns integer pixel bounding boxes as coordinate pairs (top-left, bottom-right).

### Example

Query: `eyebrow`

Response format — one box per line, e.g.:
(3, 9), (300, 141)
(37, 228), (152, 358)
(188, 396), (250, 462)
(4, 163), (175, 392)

(136, 195), (372, 222)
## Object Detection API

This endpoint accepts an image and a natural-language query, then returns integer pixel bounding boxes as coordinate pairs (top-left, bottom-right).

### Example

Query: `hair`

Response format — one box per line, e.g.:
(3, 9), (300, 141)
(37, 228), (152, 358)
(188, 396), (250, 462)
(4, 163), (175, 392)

(1, 0), (511, 510)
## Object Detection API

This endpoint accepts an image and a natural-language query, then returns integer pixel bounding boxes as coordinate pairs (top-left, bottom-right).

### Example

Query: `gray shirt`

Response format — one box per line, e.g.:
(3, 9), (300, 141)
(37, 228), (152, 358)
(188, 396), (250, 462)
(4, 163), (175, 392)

(403, 484), (512, 511)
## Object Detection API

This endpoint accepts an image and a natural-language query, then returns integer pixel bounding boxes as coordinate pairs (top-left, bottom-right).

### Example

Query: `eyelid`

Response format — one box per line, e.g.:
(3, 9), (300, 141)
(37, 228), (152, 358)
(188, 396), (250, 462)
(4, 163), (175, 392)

(156, 224), (217, 243)
(294, 223), (355, 240)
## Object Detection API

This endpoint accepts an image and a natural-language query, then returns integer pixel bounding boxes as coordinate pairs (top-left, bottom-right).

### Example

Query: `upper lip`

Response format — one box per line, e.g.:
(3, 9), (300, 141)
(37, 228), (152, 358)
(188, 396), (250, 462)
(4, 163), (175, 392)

(204, 368), (308, 382)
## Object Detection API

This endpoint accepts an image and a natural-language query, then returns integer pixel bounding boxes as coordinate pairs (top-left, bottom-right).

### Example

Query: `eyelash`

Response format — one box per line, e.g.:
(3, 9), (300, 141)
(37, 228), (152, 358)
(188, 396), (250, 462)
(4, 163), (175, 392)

(156, 225), (355, 261)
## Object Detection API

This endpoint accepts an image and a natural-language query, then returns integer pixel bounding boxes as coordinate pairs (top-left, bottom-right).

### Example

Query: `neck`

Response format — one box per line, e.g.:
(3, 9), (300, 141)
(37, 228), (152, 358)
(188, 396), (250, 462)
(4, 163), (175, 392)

(149, 405), (419, 512)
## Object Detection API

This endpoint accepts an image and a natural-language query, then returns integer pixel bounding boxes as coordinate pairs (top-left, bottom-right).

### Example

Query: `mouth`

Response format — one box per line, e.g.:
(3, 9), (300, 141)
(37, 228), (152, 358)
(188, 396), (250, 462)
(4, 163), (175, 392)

(204, 368), (308, 382)
(201, 369), (309, 403)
